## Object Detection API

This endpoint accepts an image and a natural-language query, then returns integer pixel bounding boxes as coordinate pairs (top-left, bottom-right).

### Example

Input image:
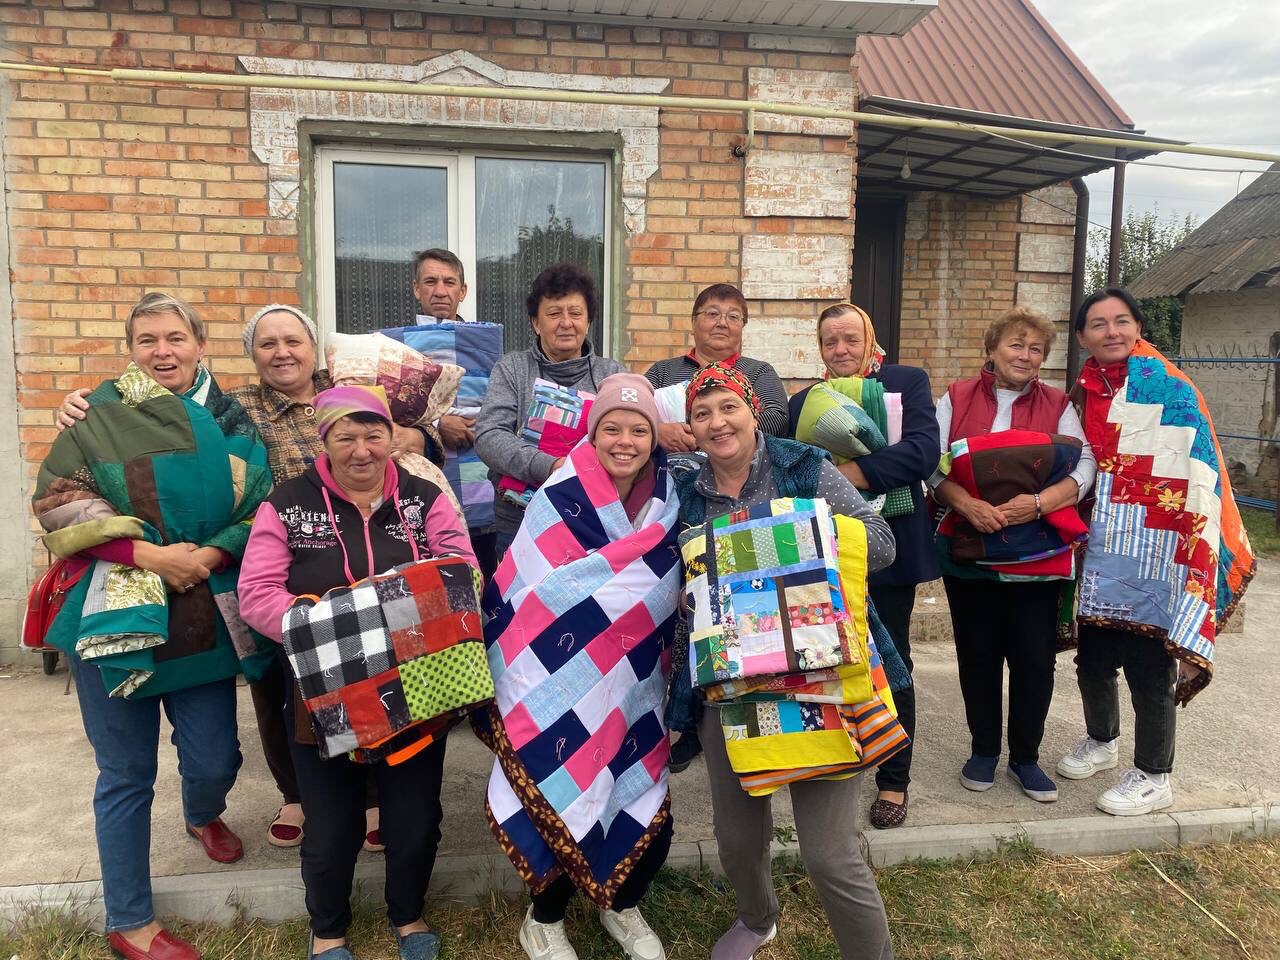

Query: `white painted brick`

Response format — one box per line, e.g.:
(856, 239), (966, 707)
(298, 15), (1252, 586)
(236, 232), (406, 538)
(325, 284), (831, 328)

(748, 34), (854, 54)
(1016, 233), (1073, 273)
(741, 315), (824, 378)
(745, 149), (852, 218)
(747, 67), (854, 137)
(239, 52), (667, 232)
(1020, 184), (1076, 225)
(741, 234), (851, 300)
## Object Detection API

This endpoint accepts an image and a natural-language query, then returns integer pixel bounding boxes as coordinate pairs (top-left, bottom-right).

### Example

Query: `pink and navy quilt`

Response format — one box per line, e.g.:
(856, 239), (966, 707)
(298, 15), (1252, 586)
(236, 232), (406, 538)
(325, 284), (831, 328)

(475, 439), (680, 906)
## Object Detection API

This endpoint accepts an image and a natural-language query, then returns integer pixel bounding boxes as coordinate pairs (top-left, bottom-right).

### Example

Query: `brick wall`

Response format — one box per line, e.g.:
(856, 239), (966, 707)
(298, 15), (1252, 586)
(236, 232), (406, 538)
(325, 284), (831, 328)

(1, 0), (859, 585)
(896, 183), (1077, 394)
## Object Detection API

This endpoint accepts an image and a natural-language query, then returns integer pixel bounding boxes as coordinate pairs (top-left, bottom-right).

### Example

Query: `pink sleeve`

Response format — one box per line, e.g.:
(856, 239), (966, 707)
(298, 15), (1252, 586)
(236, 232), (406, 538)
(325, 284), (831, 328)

(237, 502), (297, 644)
(423, 494), (478, 570)
(82, 539), (135, 565)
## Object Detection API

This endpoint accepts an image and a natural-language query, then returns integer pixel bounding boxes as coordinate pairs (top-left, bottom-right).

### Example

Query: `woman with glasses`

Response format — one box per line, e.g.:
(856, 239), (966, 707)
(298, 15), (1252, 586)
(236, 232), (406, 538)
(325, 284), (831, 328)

(643, 283), (791, 773)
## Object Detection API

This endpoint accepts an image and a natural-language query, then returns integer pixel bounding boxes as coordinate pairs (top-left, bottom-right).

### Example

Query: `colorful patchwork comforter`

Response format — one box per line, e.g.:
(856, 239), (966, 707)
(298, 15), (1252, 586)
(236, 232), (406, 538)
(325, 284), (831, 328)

(1074, 341), (1256, 701)
(681, 499), (907, 794)
(496, 379), (595, 509)
(383, 321), (504, 531)
(795, 378), (914, 517)
(477, 439), (680, 906)
(33, 363), (273, 698)
(281, 557), (492, 761)
(935, 430), (1088, 581)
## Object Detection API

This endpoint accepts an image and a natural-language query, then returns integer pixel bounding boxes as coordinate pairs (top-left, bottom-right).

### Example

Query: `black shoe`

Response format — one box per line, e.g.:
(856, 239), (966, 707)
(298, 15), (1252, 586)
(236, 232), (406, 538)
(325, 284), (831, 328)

(668, 732), (702, 773)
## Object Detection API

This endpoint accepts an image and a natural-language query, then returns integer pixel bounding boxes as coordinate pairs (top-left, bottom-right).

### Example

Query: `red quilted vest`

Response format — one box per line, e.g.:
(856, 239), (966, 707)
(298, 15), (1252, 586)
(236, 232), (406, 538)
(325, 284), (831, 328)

(947, 364), (1070, 444)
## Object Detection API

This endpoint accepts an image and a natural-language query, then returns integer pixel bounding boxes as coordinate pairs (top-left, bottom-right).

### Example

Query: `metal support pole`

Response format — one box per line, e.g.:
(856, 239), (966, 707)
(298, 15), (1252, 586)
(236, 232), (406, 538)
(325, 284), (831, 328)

(1107, 157), (1126, 286)
(1067, 177), (1089, 385)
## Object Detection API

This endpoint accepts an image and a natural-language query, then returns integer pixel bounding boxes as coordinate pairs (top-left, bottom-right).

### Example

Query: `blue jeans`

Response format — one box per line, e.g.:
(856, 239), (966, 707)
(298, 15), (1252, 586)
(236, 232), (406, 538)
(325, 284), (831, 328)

(69, 655), (242, 932)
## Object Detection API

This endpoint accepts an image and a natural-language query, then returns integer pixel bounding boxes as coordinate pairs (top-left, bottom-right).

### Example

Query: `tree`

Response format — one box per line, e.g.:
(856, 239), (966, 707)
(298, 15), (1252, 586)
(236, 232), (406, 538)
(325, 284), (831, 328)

(1085, 205), (1198, 355)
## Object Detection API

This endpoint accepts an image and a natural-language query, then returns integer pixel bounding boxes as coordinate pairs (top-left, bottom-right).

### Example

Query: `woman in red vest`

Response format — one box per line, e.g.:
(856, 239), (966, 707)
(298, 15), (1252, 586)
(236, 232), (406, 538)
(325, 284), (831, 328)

(931, 306), (1095, 803)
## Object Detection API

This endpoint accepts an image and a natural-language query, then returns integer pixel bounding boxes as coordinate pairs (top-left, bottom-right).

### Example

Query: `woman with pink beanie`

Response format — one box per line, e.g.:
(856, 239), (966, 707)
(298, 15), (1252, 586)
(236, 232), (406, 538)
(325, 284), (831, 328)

(480, 373), (681, 960)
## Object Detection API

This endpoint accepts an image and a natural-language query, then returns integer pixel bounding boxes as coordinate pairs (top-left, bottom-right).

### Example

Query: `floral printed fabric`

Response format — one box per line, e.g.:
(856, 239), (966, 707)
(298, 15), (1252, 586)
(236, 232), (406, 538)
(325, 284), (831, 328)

(282, 557), (492, 761)
(325, 332), (464, 428)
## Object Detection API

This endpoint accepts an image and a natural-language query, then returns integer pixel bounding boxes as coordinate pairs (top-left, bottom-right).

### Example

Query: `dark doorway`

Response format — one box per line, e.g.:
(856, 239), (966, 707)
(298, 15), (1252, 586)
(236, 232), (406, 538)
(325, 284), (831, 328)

(851, 197), (906, 362)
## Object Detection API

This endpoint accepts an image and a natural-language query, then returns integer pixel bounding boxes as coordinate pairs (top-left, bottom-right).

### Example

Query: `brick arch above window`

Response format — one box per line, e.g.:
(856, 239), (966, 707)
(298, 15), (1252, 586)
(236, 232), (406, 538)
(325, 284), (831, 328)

(238, 51), (669, 233)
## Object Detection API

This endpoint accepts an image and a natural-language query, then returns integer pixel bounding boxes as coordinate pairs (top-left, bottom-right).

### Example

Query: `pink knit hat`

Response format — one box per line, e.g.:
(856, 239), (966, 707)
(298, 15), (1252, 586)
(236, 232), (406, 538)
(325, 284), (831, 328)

(588, 373), (660, 448)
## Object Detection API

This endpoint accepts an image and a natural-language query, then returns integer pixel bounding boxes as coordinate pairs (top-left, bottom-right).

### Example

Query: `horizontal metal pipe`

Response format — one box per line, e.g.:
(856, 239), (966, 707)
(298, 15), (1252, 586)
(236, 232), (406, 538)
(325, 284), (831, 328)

(4, 60), (1280, 166)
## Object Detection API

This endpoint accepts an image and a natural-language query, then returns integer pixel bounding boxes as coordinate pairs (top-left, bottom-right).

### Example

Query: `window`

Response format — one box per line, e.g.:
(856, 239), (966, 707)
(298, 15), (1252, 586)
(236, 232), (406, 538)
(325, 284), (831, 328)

(315, 145), (610, 356)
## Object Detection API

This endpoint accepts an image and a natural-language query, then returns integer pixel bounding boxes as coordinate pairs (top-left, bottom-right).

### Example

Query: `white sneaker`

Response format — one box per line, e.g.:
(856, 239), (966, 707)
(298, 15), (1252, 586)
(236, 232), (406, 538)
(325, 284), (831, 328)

(1096, 768), (1174, 816)
(600, 906), (666, 960)
(1056, 736), (1119, 780)
(519, 905), (579, 960)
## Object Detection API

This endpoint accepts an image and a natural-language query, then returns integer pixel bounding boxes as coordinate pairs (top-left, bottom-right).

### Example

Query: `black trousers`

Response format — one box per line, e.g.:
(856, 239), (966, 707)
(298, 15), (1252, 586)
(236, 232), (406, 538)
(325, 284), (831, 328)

(1075, 624), (1177, 774)
(251, 655), (378, 811)
(531, 817), (674, 924)
(871, 583), (917, 792)
(943, 577), (1060, 765)
(285, 699), (447, 939)
(472, 530), (498, 583)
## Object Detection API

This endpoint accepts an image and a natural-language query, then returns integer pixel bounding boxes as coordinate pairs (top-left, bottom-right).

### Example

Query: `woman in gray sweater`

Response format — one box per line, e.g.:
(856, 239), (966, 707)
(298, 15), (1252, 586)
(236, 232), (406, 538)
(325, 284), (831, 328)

(474, 263), (625, 556)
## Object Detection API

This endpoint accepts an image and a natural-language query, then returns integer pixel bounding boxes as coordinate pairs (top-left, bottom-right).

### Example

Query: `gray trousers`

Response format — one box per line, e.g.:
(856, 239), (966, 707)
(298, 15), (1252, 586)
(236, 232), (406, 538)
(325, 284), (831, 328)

(700, 708), (894, 960)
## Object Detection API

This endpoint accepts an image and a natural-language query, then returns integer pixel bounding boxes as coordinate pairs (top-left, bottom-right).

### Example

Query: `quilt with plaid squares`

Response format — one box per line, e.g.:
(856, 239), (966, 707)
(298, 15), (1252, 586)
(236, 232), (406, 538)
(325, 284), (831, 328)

(476, 438), (680, 907)
(281, 557), (492, 760)
(495, 379), (595, 509)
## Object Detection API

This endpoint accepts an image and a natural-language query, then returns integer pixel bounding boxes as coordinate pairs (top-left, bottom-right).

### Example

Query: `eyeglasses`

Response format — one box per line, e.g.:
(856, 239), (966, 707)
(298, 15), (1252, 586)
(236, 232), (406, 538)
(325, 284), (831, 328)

(696, 308), (745, 326)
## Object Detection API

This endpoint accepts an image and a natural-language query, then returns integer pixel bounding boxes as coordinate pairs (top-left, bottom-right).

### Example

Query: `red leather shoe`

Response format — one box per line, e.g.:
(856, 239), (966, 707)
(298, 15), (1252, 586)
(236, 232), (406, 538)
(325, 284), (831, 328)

(108, 928), (201, 960)
(186, 818), (244, 864)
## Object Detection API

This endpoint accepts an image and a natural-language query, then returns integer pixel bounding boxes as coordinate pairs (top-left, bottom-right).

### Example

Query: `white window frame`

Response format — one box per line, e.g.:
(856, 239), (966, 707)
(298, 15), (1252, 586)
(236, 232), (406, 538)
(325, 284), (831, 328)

(314, 143), (613, 354)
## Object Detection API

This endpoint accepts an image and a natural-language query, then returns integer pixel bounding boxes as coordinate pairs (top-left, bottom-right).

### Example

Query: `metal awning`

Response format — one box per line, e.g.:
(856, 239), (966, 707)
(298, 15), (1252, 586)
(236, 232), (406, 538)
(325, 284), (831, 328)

(309, 0), (936, 39)
(857, 96), (1171, 198)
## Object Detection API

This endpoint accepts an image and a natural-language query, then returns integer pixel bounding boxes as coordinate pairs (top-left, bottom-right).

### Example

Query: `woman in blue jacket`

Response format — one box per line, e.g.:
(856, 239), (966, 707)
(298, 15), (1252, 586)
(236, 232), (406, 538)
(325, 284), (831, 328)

(789, 302), (941, 829)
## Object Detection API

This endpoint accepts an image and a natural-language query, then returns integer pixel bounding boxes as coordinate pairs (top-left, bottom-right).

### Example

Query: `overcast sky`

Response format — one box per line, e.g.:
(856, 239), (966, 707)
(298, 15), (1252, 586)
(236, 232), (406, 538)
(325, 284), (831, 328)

(1031, 0), (1280, 231)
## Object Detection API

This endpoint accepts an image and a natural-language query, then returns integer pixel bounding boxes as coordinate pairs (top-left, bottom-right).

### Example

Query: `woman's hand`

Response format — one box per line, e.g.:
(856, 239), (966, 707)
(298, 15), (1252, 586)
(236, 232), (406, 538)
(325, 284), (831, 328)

(134, 541), (212, 592)
(838, 460), (869, 490)
(1177, 661), (1204, 686)
(997, 494), (1039, 525)
(657, 422), (697, 452)
(959, 498), (1008, 534)
(55, 388), (92, 431)
(389, 424), (425, 461)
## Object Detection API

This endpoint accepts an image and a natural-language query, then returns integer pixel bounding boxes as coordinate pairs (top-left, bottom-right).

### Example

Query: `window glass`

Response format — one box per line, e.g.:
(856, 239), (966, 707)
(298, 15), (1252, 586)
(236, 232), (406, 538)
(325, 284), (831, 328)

(333, 162), (447, 334)
(474, 157), (606, 354)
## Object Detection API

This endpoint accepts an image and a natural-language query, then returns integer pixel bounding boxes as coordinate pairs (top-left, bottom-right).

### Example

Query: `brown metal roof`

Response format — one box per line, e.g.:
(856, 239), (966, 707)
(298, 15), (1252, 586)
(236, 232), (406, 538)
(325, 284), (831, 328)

(1130, 165), (1280, 296)
(858, 0), (1134, 131)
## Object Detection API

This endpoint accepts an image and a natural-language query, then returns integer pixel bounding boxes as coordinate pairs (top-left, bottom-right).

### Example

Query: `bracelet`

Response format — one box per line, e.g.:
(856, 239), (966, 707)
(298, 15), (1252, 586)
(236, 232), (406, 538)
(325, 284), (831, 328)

(1033, 493), (1042, 519)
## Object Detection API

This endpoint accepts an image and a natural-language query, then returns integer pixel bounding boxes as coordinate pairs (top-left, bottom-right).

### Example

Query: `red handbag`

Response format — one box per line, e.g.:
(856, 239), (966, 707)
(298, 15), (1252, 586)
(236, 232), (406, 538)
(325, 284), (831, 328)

(21, 556), (89, 652)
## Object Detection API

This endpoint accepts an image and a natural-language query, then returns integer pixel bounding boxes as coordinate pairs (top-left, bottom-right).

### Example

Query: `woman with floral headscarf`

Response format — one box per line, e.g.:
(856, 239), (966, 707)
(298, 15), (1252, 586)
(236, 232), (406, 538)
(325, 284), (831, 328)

(789, 302), (940, 829)
(676, 363), (899, 960)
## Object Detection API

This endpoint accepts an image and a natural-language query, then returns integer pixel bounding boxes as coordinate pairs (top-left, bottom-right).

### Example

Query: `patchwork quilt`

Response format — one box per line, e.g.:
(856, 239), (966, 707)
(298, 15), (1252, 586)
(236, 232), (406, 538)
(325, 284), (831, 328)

(1074, 341), (1256, 701)
(496, 379), (596, 509)
(681, 500), (908, 795)
(383, 321), (504, 531)
(935, 430), (1088, 581)
(477, 439), (681, 907)
(281, 557), (492, 761)
(795, 378), (914, 518)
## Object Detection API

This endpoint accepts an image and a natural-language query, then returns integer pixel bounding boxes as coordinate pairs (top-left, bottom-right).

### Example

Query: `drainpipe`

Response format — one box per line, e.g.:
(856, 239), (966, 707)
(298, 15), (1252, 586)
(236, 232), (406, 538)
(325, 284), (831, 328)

(1106, 156), (1126, 285)
(1067, 177), (1089, 385)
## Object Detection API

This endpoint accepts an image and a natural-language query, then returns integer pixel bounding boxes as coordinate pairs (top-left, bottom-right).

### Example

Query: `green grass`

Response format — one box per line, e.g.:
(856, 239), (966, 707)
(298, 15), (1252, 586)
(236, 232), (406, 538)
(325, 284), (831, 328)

(1242, 506), (1280, 559)
(4, 836), (1279, 959)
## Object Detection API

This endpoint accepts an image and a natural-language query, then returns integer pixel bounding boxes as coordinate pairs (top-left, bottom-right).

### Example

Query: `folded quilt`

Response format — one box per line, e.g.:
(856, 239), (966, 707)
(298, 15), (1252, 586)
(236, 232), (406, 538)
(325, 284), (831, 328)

(479, 439), (681, 907)
(325, 332), (461, 428)
(1075, 341), (1256, 700)
(654, 381), (690, 424)
(496, 379), (596, 509)
(281, 557), (492, 761)
(795, 379), (914, 518)
(680, 498), (869, 688)
(936, 430), (1088, 581)
(383, 322), (504, 530)
(34, 363), (273, 698)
